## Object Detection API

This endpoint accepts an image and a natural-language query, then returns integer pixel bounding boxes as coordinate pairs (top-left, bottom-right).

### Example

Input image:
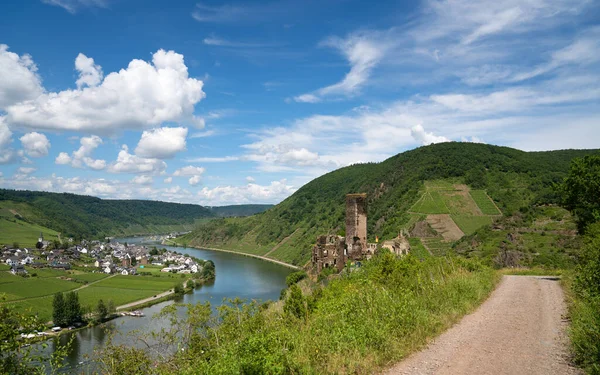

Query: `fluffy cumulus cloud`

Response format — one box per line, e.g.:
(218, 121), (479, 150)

(4, 49), (205, 134)
(55, 135), (106, 170)
(197, 179), (296, 205)
(131, 175), (153, 185)
(173, 165), (205, 176)
(134, 127), (188, 159)
(75, 53), (103, 89)
(410, 124), (450, 145)
(108, 145), (167, 175)
(0, 117), (16, 164)
(164, 177), (172, 184)
(0, 45), (43, 109)
(188, 175), (201, 186)
(19, 132), (51, 157)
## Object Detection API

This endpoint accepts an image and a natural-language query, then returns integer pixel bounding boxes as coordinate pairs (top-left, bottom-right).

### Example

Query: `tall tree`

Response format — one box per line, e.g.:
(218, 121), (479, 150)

(52, 292), (66, 327)
(561, 153), (600, 232)
(64, 291), (81, 325)
(96, 299), (108, 321)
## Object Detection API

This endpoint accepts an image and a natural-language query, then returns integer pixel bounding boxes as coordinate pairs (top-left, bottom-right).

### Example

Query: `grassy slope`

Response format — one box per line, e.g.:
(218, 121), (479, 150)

(0, 216), (60, 247)
(183, 143), (597, 266)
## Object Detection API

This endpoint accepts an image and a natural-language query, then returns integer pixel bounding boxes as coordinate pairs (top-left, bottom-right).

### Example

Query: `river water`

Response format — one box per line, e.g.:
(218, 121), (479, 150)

(44, 238), (293, 372)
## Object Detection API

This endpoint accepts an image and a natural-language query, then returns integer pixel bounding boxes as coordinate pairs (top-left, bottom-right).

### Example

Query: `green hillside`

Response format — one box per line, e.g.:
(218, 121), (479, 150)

(209, 204), (274, 217)
(0, 190), (215, 241)
(180, 143), (598, 266)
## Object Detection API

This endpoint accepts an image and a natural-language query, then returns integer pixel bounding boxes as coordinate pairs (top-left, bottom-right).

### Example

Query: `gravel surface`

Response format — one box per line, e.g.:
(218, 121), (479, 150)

(385, 275), (579, 375)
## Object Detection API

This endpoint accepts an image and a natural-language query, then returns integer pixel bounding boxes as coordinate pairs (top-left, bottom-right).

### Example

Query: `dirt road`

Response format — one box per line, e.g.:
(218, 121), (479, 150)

(385, 276), (579, 375)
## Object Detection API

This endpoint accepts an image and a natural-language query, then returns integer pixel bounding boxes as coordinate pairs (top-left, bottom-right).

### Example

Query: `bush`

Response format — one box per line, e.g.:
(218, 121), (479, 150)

(285, 271), (307, 287)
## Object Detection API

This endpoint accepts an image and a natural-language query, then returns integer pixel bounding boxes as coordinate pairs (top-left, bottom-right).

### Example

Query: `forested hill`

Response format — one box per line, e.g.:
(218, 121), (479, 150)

(209, 204), (274, 217)
(180, 143), (598, 266)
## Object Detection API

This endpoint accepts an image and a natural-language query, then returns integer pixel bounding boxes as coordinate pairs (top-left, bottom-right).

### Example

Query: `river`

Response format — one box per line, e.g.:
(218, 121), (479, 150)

(43, 238), (293, 372)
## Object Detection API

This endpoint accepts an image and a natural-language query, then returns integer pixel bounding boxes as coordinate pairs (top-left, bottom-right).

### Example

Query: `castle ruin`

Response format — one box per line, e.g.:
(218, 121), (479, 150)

(311, 193), (410, 272)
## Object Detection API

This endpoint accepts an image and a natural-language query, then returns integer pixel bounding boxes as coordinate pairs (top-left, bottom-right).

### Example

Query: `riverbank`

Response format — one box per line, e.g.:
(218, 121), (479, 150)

(179, 244), (301, 270)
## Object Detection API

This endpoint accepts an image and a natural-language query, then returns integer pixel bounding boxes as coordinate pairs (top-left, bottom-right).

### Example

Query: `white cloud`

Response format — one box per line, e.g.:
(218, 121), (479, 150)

(41, 0), (107, 14)
(0, 117), (16, 164)
(55, 152), (72, 165)
(203, 36), (277, 48)
(184, 156), (238, 163)
(19, 132), (51, 157)
(55, 135), (106, 170)
(0, 45), (43, 109)
(131, 175), (153, 185)
(134, 127), (188, 159)
(190, 130), (215, 138)
(246, 176), (255, 183)
(108, 145), (167, 174)
(75, 53), (103, 88)
(188, 175), (201, 186)
(164, 177), (172, 184)
(173, 165), (206, 176)
(295, 31), (390, 102)
(5, 49), (205, 134)
(410, 124), (451, 145)
(197, 179), (296, 205)
(17, 167), (36, 175)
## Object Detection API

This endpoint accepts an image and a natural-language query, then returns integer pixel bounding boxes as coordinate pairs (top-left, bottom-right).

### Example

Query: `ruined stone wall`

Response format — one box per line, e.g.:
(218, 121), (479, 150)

(312, 235), (346, 273)
(345, 193), (367, 260)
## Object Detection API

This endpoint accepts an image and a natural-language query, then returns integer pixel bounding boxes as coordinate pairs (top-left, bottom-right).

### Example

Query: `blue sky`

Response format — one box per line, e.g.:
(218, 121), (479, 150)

(0, 0), (599, 205)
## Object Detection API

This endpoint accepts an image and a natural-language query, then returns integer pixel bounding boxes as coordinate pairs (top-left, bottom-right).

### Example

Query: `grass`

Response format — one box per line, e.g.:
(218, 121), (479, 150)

(77, 286), (164, 311)
(0, 277), (79, 301)
(92, 275), (181, 290)
(116, 254), (499, 374)
(408, 238), (431, 260)
(421, 238), (452, 256)
(69, 273), (109, 283)
(451, 215), (493, 235)
(470, 190), (501, 215)
(0, 216), (60, 247)
(410, 191), (449, 214)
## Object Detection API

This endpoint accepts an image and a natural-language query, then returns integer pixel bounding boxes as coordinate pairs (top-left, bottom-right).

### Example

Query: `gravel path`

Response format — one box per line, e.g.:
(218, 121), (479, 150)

(385, 275), (579, 375)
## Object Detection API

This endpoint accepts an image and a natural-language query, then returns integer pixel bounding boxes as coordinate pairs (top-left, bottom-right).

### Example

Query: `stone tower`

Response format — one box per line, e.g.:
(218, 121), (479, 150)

(345, 193), (367, 260)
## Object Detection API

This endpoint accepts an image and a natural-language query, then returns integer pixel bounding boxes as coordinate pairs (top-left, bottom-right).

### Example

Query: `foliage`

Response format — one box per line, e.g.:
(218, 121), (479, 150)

(97, 254), (497, 374)
(0, 189), (215, 239)
(210, 204), (273, 217)
(174, 282), (185, 295)
(52, 292), (66, 327)
(96, 299), (108, 321)
(560, 153), (600, 232)
(0, 302), (70, 374)
(285, 271), (307, 287)
(53, 291), (82, 326)
(184, 143), (596, 265)
(283, 284), (307, 320)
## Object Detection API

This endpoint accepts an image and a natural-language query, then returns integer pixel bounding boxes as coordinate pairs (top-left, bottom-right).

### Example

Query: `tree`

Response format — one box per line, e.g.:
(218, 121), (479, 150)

(97, 299), (108, 321)
(283, 284), (306, 319)
(561, 153), (600, 232)
(107, 300), (116, 315)
(12, 242), (19, 249)
(173, 282), (185, 295)
(52, 292), (66, 327)
(64, 291), (82, 325)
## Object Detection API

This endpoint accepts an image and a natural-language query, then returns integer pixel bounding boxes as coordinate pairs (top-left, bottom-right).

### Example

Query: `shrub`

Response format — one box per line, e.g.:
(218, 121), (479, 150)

(285, 271), (307, 287)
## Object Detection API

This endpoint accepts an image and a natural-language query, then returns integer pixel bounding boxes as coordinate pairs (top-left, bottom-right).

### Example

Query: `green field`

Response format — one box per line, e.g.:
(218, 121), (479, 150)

(451, 215), (494, 235)
(69, 273), (109, 283)
(0, 216), (60, 247)
(410, 191), (450, 214)
(0, 276), (79, 301)
(94, 275), (180, 290)
(421, 238), (453, 256)
(408, 238), (431, 260)
(469, 190), (502, 215)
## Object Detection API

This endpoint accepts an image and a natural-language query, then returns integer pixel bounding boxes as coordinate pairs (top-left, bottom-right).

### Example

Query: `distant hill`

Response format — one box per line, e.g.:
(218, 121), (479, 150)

(179, 143), (598, 266)
(209, 204), (273, 217)
(0, 189), (216, 243)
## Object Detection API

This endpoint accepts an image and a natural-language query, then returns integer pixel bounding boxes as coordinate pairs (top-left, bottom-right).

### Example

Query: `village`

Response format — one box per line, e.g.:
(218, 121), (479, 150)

(1, 233), (203, 276)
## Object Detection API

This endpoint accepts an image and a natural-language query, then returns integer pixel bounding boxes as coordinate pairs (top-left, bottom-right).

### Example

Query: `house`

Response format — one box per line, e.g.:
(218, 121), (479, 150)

(103, 266), (112, 274)
(190, 264), (199, 273)
(11, 264), (27, 275)
(94, 260), (100, 268)
(5, 257), (19, 267)
(80, 248), (88, 254)
(121, 269), (130, 275)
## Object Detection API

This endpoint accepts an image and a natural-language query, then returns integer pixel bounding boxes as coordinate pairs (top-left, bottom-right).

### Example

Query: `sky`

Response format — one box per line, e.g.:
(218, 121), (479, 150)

(0, 0), (599, 206)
